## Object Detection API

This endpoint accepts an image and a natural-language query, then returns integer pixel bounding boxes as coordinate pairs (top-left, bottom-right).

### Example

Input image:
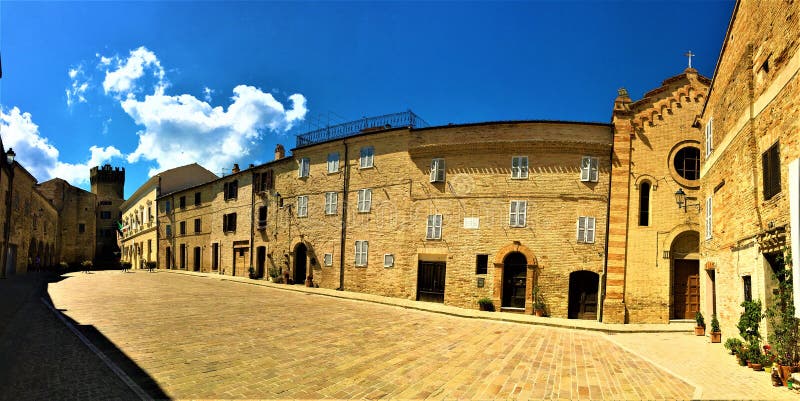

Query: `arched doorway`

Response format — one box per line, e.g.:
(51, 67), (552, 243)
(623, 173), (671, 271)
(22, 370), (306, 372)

(671, 231), (700, 319)
(568, 271), (599, 319)
(165, 247), (172, 269)
(294, 243), (307, 284)
(502, 252), (527, 309)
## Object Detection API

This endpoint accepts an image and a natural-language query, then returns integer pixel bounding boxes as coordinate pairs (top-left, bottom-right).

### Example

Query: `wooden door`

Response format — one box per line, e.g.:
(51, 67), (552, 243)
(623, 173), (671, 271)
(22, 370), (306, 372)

(673, 259), (700, 319)
(417, 262), (446, 303)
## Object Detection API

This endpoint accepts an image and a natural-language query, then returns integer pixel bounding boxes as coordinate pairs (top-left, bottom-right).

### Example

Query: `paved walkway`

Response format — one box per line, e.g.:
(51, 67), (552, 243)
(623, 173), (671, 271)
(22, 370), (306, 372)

(44, 269), (798, 400)
(0, 272), (138, 401)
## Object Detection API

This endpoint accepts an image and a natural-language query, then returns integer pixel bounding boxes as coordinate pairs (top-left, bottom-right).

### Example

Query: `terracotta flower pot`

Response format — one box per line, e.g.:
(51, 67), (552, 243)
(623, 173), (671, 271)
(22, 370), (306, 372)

(534, 309), (544, 317)
(694, 326), (705, 336)
(752, 363), (763, 371)
(779, 365), (800, 386)
(709, 331), (721, 343)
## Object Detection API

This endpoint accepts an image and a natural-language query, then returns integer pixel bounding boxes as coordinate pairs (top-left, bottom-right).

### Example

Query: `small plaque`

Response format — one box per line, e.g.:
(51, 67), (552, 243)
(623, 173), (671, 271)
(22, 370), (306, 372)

(477, 277), (485, 288)
(464, 217), (479, 229)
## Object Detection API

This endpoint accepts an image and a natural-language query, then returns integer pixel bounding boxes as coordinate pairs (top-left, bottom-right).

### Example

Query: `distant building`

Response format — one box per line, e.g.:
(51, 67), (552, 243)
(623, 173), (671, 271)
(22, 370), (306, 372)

(90, 164), (125, 265)
(120, 163), (217, 269)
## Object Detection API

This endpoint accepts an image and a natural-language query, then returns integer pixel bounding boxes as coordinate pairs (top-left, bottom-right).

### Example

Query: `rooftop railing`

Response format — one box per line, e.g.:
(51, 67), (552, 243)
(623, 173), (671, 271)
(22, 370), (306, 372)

(295, 110), (429, 147)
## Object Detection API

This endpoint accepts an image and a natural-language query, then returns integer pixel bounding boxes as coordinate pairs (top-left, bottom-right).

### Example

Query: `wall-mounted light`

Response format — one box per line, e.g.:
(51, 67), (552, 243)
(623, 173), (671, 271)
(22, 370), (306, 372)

(674, 188), (700, 212)
(6, 148), (15, 164)
(663, 250), (670, 259)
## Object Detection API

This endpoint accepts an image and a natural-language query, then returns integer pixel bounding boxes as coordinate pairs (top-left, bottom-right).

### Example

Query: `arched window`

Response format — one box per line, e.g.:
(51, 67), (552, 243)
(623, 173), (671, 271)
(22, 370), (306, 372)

(639, 182), (651, 226)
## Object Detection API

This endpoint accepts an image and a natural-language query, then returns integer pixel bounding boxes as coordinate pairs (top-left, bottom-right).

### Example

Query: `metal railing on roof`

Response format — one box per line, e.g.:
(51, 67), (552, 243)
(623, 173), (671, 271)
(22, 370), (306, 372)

(295, 110), (429, 147)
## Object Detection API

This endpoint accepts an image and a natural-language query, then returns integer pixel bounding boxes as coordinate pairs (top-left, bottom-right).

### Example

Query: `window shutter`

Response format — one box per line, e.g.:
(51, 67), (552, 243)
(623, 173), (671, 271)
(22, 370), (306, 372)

(509, 202), (517, 226)
(519, 201), (526, 226)
(520, 157), (528, 178)
(587, 217), (596, 243)
(770, 144), (781, 197)
(427, 215), (434, 239)
(222, 214), (227, 232)
(577, 217), (586, 242)
(231, 213), (237, 230)
(590, 157), (599, 182)
(580, 157), (590, 181)
(435, 214), (442, 238)
(706, 197), (713, 239)
(430, 160), (437, 182)
(223, 182), (229, 199)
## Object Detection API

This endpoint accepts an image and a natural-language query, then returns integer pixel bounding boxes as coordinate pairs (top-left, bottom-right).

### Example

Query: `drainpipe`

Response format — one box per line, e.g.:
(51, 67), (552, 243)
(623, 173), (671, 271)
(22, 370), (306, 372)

(338, 140), (349, 291)
(249, 171), (255, 276)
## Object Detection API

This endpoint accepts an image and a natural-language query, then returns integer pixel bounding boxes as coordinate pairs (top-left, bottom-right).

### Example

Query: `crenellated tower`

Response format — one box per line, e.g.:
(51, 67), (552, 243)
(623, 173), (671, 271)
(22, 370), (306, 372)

(90, 164), (125, 199)
(90, 164), (126, 266)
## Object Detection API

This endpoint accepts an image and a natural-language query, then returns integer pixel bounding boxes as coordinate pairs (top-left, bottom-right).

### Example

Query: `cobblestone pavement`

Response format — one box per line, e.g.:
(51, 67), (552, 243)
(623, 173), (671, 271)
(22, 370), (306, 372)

(609, 331), (799, 400)
(0, 272), (138, 401)
(46, 271), (702, 400)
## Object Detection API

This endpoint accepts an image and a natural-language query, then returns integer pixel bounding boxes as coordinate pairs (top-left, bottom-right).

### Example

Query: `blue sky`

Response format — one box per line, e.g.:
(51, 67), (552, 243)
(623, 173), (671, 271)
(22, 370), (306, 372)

(0, 1), (734, 198)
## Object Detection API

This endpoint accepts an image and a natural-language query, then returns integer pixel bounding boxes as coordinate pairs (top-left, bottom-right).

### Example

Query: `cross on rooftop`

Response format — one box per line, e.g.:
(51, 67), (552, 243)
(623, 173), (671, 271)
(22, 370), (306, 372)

(684, 51), (695, 68)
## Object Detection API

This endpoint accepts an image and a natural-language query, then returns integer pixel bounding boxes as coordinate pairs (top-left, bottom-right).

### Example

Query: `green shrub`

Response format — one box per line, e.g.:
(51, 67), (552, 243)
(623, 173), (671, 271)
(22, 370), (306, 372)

(710, 314), (720, 332)
(695, 311), (705, 328)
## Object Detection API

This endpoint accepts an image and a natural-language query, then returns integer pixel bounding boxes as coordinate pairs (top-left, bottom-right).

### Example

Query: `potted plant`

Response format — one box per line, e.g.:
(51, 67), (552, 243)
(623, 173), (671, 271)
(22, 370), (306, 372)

(695, 311), (706, 336)
(765, 248), (800, 386)
(709, 314), (721, 343)
(532, 286), (546, 317)
(477, 297), (495, 312)
(81, 260), (93, 273)
(724, 337), (744, 355)
(305, 274), (314, 287)
(248, 267), (257, 279)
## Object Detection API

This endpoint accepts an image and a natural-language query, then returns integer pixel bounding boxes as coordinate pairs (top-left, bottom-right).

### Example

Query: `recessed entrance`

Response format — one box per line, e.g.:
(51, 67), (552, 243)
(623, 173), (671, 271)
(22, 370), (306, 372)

(672, 259), (700, 319)
(256, 246), (266, 278)
(502, 252), (527, 309)
(568, 271), (599, 319)
(417, 261), (446, 303)
(193, 247), (201, 271)
(294, 243), (307, 284)
(165, 247), (171, 269)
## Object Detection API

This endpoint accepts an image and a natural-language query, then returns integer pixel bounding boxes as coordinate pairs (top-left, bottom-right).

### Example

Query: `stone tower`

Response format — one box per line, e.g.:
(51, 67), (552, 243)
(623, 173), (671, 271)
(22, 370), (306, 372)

(90, 164), (125, 199)
(90, 164), (126, 266)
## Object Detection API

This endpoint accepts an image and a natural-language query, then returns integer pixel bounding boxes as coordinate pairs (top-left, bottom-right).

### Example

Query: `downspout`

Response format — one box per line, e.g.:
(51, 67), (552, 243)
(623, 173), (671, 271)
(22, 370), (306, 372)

(156, 176), (161, 270)
(600, 133), (614, 321)
(338, 140), (349, 291)
(249, 171), (255, 276)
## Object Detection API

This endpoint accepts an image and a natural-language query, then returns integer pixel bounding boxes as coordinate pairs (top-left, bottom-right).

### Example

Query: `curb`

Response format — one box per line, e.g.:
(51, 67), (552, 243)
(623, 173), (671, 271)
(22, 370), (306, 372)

(40, 297), (151, 401)
(162, 269), (692, 335)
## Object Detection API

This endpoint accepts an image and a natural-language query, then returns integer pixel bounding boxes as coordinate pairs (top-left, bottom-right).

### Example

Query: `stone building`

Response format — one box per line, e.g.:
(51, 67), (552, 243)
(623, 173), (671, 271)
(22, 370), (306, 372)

(699, 1), (800, 338)
(0, 160), (60, 275)
(122, 163), (217, 269)
(38, 178), (97, 265)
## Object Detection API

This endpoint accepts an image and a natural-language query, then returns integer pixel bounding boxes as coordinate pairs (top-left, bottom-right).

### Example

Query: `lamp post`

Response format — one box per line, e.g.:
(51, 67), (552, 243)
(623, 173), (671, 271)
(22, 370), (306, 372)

(1, 148), (16, 279)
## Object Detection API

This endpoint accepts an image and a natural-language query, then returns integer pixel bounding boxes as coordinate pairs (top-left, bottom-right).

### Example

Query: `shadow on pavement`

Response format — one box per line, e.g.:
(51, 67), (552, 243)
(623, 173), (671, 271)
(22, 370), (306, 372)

(0, 271), (169, 400)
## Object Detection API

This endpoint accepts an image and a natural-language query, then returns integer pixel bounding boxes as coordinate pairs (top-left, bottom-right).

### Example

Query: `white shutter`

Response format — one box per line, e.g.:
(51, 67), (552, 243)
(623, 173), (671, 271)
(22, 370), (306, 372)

(426, 215), (435, 239)
(518, 201), (526, 227)
(364, 189), (372, 211)
(587, 217), (596, 243)
(581, 157), (591, 181)
(577, 217), (586, 242)
(435, 214), (442, 239)
(520, 156), (528, 178)
(590, 157), (599, 182)
(509, 202), (517, 226)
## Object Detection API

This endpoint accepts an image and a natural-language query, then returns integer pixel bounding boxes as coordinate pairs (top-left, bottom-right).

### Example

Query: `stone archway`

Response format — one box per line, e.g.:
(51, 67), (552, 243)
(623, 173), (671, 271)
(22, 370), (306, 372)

(670, 230), (700, 319)
(492, 242), (538, 314)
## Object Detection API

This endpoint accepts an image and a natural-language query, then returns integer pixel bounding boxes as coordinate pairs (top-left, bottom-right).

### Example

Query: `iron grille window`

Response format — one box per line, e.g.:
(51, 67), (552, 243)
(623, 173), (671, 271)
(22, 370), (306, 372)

(511, 156), (529, 179)
(476, 254), (488, 275)
(323, 253), (333, 266)
(762, 142), (781, 200)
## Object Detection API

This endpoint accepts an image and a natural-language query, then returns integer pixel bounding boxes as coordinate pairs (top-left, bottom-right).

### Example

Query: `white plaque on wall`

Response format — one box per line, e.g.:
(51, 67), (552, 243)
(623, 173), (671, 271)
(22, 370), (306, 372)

(464, 217), (479, 229)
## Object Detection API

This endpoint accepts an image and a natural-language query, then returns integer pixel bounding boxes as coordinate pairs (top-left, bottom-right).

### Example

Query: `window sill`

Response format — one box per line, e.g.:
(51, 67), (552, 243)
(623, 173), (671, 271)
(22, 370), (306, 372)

(360, 166), (374, 170)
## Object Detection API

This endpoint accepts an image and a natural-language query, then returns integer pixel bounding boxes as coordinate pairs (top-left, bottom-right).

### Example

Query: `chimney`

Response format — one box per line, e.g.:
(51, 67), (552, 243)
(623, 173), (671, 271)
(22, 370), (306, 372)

(232, 164), (240, 174)
(274, 144), (285, 160)
(248, 164), (255, 169)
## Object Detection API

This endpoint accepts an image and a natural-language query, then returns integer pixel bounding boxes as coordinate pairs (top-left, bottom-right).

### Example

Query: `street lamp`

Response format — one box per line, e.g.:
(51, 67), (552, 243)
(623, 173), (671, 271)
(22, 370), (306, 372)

(674, 188), (700, 212)
(1, 148), (16, 279)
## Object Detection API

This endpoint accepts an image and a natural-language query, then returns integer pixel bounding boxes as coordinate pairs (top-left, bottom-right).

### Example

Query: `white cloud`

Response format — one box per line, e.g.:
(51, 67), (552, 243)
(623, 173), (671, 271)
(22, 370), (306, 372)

(122, 85), (307, 176)
(102, 46), (166, 97)
(66, 66), (90, 107)
(203, 87), (214, 103)
(0, 107), (122, 185)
